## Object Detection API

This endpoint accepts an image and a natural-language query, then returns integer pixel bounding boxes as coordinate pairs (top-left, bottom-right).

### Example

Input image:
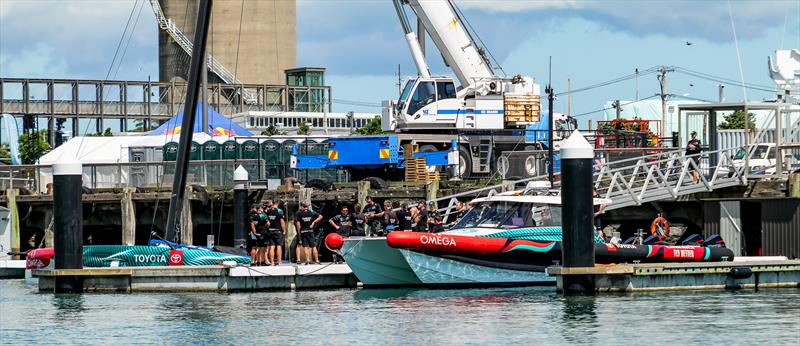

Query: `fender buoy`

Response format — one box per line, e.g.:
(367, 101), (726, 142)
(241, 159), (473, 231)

(324, 233), (344, 251)
(651, 216), (670, 238)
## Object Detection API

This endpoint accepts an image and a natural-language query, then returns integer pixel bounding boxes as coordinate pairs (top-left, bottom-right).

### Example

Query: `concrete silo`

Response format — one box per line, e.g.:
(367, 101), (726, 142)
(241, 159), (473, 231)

(158, 0), (296, 85)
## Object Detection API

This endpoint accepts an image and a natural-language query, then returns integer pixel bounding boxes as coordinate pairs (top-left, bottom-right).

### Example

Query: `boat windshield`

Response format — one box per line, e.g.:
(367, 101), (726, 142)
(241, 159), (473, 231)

(452, 201), (562, 229)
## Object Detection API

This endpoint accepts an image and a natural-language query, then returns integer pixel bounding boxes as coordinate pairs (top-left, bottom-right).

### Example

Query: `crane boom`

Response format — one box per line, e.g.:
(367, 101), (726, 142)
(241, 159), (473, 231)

(406, 0), (494, 88)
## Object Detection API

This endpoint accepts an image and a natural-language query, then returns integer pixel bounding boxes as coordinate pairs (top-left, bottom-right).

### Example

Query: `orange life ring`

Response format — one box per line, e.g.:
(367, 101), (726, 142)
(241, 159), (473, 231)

(651, 216), (670, 238)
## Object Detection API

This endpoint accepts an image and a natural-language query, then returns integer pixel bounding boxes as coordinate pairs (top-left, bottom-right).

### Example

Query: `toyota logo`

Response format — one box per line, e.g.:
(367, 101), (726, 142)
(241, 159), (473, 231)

(170, 253), (182, 262)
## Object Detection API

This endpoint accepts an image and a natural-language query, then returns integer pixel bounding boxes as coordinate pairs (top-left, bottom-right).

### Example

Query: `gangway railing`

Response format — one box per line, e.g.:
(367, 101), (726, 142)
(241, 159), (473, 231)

(433, 145), (754, 220)
(148, 0), (256, 103)
(594, 146), (748, 211)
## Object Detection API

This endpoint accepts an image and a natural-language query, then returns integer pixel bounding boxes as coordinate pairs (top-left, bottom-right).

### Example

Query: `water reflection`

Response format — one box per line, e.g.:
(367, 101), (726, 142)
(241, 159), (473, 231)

(560, 295), (598, 344)
(52, 293), (86, 322)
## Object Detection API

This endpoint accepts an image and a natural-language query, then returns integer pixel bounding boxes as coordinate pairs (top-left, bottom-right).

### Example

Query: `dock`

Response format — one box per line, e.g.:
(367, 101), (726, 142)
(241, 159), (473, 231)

(0, 260), (25, 278)
(547, 259), (800, 293)
(33, 263), (359, 293)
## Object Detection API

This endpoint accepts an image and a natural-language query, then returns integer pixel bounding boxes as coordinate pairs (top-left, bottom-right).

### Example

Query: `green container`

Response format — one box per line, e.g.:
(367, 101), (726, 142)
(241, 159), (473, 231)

(220, 140), (239, 185)
(163, 142), (179, 161)
(222, 140), (238, 160)
(202, 141), (222, 186)
(240, 140), (260, 180)
(262, 140), (281, 179)
(163, 141), (179, 175)
(281, 140), (297, 178)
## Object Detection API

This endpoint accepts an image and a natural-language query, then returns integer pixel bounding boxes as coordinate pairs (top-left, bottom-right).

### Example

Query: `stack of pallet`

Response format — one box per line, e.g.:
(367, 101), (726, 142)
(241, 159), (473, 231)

(403, 144), (440, 183)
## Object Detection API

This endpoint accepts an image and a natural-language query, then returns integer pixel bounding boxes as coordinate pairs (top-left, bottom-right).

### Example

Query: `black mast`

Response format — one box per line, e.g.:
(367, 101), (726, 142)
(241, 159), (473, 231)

(546, 56), (555, 186)
(164, 0), (213, 242)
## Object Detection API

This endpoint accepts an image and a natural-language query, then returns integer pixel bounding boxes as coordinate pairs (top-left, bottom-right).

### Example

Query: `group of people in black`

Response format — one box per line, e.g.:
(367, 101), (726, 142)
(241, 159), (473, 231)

(247, 196), (471, 265)
(247, 200), (287, 266)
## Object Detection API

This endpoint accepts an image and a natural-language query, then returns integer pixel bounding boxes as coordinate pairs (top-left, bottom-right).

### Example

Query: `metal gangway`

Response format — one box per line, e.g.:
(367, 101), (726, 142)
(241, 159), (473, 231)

(430, 145), (758, 222)
(148, 0), (256, 103)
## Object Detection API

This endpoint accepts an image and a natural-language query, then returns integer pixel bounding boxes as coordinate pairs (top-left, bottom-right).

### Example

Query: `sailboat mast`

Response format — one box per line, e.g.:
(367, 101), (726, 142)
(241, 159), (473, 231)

(164, 0), (213, 242)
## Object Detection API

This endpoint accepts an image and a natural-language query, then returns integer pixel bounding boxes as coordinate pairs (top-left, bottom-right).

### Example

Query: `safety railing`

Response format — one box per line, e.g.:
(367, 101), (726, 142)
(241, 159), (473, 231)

(594, 146), (749, 211)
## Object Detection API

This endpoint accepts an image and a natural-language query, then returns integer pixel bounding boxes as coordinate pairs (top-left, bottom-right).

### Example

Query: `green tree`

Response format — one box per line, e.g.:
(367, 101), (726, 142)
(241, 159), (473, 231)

(261, 125), (286, 136)
(718, 110), (756, 130)
(19, 131), (50, 164)
(297, 122), (310, 135)
(88, 128), (114, 137)
(355, 116), (384, 135)
(0, 143), (11, 164)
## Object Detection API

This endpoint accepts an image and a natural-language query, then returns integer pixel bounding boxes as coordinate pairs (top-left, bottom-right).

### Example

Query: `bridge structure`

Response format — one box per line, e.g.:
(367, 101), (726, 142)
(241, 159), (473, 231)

(0, 77), (331, 144)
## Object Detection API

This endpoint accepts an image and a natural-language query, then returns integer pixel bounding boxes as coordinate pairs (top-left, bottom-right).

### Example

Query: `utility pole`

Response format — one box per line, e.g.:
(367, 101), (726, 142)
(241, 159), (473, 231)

(397, 64), (402, 98)
(546, 57), (555, 186)
(567, 78), (571, 117)
(657, 66), (674, 139)
(613, 100), (621, 120)
(635, 68), (639, 102)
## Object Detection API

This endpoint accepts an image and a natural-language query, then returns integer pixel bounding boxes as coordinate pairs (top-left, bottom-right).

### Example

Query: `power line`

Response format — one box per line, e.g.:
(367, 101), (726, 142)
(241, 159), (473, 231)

(555, 66), (659, 96)
(104, 0), (140, 81)
(673, 67), (775, 92)
(571, 94), (661, 118)
(334, 99), (382, 108)
(112, 0), (146, 80)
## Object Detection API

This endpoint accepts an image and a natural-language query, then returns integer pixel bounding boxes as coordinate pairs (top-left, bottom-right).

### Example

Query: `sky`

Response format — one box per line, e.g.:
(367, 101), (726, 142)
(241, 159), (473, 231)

(1, 0), (799, 129)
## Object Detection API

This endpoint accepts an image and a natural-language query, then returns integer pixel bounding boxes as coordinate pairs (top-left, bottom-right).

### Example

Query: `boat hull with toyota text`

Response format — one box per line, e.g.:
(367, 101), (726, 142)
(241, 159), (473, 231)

(25, 245), (251, 271)
(387, 232), (735, 285)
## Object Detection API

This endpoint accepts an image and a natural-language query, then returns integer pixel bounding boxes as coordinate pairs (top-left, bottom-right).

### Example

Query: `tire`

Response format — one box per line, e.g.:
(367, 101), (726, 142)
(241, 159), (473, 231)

(458, 146), (472, 178)
(419, 144), (437, 153)
(363, 177), (388, 190)
(418, 145), (439, 173)
(306, 178), (333, 192)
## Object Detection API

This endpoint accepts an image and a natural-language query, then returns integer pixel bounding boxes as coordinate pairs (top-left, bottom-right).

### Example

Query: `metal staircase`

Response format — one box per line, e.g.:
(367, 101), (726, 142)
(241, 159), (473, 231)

(594, 146), (747, 211)
(432, 144), (753, 220)
(148, 0), (256, 103)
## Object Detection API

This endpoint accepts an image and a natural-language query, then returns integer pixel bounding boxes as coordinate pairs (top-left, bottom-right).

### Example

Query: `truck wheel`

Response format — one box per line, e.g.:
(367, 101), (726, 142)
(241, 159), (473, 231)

(363, 177), (388, 190)
(458, 146), (472, 178)
(418, 145), (440, 173)
(306, 178), (333, 191)
(419, 144), (437, 153)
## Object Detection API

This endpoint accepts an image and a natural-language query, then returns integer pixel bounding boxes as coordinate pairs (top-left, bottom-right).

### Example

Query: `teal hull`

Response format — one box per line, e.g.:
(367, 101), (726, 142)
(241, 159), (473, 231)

(83, 245), (250, 267)
(341, 237), (422, 286)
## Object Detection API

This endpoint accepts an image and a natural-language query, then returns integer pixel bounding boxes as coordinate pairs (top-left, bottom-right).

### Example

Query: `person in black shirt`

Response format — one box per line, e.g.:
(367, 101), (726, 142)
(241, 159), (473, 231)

(382, 200), (398, 234)
(362, 197), (383, 236)
(686, 131), (702, 183)
(329, 206), (353, 263)
(414, 201), (429, 232)
(265, 200), (286, 266)
(428, 203), (445, 233)
(396, 203), (414, 232)
(351, 204), (367, 237)
(251, 205), (270, 266)
(247, 206), (259, 263)
(295, 201), (322, 265)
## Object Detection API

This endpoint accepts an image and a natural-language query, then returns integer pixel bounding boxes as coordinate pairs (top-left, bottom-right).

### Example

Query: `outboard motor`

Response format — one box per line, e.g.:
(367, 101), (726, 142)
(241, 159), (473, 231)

(643, 234), (662, 245)
(703, 234), (726, 248)
(681, 234), (704, 245)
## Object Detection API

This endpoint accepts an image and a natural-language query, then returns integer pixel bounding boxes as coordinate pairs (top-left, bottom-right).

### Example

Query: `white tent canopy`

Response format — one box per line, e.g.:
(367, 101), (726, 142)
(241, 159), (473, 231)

(37, 133), (216, 192)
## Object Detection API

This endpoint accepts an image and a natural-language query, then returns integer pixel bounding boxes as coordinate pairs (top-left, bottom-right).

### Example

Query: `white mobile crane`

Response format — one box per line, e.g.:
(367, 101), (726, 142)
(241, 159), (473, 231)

(381, 0), (575, 177)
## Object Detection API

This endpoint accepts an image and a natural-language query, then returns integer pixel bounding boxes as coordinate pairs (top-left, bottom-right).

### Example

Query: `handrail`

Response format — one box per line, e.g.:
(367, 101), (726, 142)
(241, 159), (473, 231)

(148, 0), (256, 103)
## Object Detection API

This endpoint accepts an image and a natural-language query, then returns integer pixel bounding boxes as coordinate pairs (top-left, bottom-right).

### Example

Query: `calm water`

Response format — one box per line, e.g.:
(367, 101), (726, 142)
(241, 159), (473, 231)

(1, 280), (798, 345)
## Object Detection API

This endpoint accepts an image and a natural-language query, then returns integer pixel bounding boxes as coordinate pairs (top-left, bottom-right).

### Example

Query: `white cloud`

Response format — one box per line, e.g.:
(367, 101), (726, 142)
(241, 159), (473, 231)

(0, 43), (69, 77)
(456, 0), (798, 42)
(457, 0), (586, 12)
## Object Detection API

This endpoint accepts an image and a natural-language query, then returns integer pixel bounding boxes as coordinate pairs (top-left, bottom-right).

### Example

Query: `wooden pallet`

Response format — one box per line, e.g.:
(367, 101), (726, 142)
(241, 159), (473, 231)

(405, 157), (440, 183)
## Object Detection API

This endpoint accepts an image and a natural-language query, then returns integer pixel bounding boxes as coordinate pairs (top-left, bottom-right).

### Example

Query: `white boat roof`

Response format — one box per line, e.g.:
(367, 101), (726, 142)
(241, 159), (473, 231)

(470, 195), (611, 206)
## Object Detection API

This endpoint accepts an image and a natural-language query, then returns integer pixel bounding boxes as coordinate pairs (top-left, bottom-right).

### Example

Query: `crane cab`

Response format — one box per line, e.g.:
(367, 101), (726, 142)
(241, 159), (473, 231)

(382, 76), (542, 132)
(383, 77), (461, 131)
